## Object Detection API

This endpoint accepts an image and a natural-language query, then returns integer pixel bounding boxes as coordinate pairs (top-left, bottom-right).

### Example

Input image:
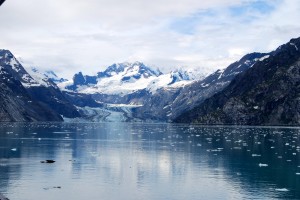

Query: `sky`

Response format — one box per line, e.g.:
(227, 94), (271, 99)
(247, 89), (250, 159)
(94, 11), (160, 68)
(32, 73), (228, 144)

(0, 0), (300, 79)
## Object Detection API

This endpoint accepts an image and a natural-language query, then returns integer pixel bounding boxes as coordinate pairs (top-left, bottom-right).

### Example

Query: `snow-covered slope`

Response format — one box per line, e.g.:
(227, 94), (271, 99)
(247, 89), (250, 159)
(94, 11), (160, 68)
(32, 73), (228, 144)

(25, 67), (59, 88)
(147, 68), (208, 93)
(38, 69), (67, 83)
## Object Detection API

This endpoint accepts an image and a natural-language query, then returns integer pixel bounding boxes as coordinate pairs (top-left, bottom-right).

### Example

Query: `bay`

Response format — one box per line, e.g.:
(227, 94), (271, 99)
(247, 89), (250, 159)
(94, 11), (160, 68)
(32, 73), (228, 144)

(0, 122), (299, 200)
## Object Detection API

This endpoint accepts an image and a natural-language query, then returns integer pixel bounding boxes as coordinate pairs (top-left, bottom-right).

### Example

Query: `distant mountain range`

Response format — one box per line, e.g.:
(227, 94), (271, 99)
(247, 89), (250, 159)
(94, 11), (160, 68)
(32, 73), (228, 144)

(58, 61), (205, 96)
(0, 36), (299, 125)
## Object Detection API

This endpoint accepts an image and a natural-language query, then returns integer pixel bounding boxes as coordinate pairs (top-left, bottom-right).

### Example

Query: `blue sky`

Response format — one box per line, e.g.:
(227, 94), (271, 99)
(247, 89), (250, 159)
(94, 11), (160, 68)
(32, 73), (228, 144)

(0, 0), (299, 78)
(229, 1), (275, 17)
(170, 0), (277, 35)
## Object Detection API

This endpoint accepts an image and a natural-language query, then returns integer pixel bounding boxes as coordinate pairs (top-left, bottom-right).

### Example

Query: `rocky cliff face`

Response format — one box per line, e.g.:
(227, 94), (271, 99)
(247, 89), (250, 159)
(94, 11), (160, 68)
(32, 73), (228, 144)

(0, 50), (62, 121)
(26, 86), (81, 118)
(175, 37), (300, 125)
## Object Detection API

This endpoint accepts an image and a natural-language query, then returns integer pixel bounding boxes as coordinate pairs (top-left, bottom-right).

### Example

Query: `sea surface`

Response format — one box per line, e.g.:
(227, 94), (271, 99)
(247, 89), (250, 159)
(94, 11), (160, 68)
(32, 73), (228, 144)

(0, 122), (299, 200)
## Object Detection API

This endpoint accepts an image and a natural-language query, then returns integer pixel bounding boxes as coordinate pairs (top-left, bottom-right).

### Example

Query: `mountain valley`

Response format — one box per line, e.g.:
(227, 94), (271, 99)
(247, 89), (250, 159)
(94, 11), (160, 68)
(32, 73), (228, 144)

(0, 37), (299, 125)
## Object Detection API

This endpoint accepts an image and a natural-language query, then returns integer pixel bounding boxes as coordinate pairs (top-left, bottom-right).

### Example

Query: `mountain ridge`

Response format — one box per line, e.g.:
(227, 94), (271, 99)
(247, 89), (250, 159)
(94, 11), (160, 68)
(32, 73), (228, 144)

(174, 37), (300, 125)
(1, 36), (299, 124)
(59, 61), (205, 97)
(133, 52), (269, 121)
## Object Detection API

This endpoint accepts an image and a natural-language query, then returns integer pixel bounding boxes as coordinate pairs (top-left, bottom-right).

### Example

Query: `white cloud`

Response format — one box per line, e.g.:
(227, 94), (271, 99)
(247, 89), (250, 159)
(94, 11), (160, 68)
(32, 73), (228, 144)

(0, 0), (299, 79)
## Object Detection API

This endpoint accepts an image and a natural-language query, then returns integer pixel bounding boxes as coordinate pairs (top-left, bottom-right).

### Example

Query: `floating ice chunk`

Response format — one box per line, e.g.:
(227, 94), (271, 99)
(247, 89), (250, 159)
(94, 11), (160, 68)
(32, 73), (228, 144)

(296, 173), (300, 175)
(259, 163), (268, 167)
(252, 154), (261, 157)
(233, 147), (242, 150)
(275, 188), (289, 192)
(11, 148), (17, 151)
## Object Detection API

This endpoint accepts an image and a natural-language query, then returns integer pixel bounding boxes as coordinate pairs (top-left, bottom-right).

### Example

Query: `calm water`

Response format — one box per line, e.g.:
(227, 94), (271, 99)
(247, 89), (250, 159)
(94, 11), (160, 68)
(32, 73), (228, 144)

(0, 122), (300, 200)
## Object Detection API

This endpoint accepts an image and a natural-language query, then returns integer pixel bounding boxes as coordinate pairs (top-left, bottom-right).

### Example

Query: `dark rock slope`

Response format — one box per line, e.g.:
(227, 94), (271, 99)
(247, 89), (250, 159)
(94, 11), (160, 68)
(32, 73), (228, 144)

(0, 50), (62, 121)
(26, 85), (81, 118)
(175, 37), (300, 125)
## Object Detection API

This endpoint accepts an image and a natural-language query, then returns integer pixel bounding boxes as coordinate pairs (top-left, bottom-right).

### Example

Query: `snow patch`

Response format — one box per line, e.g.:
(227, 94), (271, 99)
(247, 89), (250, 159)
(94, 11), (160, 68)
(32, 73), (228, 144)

(290, 43), (299, 51)
(217, 69), (225, 79)
(253, 106), (259, 110)
(24, 67), (56, 88)
(258, 55), (270, 61)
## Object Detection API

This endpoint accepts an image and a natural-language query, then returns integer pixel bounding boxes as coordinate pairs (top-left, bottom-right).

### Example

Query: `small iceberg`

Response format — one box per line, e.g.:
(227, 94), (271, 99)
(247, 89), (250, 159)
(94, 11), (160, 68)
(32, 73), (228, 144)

(259, 163), (268, 167)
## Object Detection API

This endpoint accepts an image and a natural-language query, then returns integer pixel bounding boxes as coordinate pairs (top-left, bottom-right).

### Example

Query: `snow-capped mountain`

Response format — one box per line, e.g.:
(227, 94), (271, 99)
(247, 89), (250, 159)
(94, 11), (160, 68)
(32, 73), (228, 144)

(0, 49), (63, 121)
(98, 61), (161, 79)
(59, 61), (202, 96)
(0, 50), (45, 88)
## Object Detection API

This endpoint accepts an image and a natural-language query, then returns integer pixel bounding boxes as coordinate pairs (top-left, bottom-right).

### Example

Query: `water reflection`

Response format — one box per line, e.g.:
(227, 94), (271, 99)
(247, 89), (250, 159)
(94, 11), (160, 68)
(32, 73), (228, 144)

(0, 123), (299, 199)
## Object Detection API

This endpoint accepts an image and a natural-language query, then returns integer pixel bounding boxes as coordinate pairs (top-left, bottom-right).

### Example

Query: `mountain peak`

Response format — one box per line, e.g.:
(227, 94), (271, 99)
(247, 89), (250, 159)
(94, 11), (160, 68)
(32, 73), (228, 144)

(98, 61), (162, 79)
(0, 49), (13, 56)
